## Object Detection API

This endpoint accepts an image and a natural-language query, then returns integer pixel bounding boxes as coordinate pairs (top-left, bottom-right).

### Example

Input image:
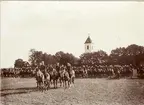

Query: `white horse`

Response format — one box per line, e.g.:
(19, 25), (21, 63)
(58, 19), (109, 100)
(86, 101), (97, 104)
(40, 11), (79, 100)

(69, 69), (75, 86)
(35, 68), (45, 91)
(44, 70), (51, 90)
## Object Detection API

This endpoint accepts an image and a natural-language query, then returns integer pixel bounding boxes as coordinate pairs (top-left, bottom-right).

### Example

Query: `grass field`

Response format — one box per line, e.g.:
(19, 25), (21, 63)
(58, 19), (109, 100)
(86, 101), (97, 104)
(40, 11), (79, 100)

(0, 78), (144, 105)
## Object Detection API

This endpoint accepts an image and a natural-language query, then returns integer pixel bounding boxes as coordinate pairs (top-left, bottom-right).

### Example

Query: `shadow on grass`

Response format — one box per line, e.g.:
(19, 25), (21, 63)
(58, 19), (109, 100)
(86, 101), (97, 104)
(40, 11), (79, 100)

(1, 91), (28, 97)
(0, 87), (37, 97)
(0, 87), (37, 91)
(0, 86), (62, 97)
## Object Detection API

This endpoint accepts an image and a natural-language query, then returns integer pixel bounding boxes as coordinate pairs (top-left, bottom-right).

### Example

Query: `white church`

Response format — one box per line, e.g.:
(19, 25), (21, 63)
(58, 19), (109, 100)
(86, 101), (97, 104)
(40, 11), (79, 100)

(84, 36), (93, 53)
(84, 36), (138, 78)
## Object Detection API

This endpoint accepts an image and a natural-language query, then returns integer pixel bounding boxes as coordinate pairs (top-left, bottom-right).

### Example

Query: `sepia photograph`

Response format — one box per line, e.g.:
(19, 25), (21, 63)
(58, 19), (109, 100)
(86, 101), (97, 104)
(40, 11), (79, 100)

(1, 1), (144, 105)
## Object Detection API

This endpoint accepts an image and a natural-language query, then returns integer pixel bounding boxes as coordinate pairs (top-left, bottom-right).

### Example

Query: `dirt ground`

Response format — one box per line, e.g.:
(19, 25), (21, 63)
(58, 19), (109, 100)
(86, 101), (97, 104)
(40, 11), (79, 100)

(0, 78), (144, 105)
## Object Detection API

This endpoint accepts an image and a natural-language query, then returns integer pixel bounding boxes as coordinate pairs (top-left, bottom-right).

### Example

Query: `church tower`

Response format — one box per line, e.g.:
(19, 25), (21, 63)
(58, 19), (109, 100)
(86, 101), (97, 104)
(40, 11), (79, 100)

(84, 35), (93, 53)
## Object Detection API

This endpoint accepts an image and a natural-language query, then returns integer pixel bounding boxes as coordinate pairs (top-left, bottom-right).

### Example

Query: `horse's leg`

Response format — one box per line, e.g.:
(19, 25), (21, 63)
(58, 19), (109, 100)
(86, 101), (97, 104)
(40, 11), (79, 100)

(50, 79), (52, 86)
(56, 80), (58, 88)
(69, 77), (72, 87)
(52, 80), (54, 87)
(62, 79), (64, 87)
(54, 80), (56, 88)
(46, 81), (48, 91)
(55, 79), (56, 88)
(73, 77), (75, 84)
(48, 80), (50, 90)
(40, 82), (42, 91)
(51, 80), (53, 85)
(42, 81), (44, 90)
(38, 82), (40, 90)
(42, 82), (44, 92)
(50, 79), (53, 88)
(57, 79), (58, 88)
(64, 80), (66, 88)
(60, 79), (62, 87)
(39, 82), (41, 91)
(47, 81), (49, 90)
(44, 81), (46, 91)
(37, 82), (38, 89)
(46, 81), (48, 90)
(53, 80), (55, 88)
(65, 80), (67, 88)
(38, 82), (40, 89)
(68, 80), (70, 88)
(55, 80), (56, 88)
(39, 82), (41, 90)
(63, 80), (65, 87)
(68, 79), (71, 88)
(36, 81), (38, 88)
(45, 80), (48, 90)
(71, 77), (73, 84)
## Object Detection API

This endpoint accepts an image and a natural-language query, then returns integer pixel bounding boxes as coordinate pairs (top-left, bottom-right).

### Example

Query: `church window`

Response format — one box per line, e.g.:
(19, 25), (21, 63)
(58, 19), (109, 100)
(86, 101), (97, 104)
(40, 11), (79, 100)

(87, 45), (89, 50)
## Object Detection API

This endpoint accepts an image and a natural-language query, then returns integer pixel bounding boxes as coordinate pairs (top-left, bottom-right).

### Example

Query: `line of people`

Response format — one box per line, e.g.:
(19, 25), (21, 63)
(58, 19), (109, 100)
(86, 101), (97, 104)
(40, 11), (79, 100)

(0, 67), (35, 78)
(74, 65), (144, 79)
(1, 64), (144, 79)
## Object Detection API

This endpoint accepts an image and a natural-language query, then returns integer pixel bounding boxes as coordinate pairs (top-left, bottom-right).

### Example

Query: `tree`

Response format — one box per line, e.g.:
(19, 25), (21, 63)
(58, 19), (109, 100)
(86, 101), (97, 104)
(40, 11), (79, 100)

(80, 50), (108, 65)
(126, 44), (144, 56)
(55, 51), (65, 63)
(55, 51), (77, 66)
(109, 47), (127, 65)
(27, 44), (144, 67)
(135, 53), (144, 66)
(29, 49), (43, 66)
(14, 58), (25, 68)
(109, 44), (144, 65)
(42, 53), (57, 65)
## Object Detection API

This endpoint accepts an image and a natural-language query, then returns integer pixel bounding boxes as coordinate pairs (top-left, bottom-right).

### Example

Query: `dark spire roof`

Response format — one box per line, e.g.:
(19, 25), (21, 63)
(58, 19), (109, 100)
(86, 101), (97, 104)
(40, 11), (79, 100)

(84, 36), (92, 44)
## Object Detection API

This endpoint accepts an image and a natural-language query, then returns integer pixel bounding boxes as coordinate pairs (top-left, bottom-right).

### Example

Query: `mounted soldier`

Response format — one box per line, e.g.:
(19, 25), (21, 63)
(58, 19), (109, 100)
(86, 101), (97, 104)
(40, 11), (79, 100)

(69, 67), (75, 85)
(43, 69), (51, 90)
(35, 67), (45, 90)
(56, 63), (60, 78)
(66, 63), (71, 73)
(39, 62), (46, 73)
(59, 65), (66, 87)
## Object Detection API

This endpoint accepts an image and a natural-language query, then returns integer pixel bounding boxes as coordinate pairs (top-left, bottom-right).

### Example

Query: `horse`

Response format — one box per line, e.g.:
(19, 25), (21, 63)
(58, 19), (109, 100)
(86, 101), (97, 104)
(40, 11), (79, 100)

(59, 66), (71, 88)
(49, 68), (59, 88)
(43, 70), (51, 90)
(59, 67), (65, 87)
(69, 68), (75, 85)
(66, 64), (75, 83)
(63, 70), (71, 88)
(35, 68), (45, 91)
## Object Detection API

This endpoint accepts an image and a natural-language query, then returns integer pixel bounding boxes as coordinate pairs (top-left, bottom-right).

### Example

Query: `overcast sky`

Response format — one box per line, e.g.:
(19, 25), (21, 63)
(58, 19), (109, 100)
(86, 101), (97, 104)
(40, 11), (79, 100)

(1, 1), (144, 68)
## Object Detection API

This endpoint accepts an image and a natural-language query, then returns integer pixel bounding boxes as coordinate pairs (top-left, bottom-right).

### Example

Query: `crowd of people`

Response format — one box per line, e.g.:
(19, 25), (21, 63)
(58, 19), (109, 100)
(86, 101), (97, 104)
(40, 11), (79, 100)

(75, 65), (144, 78)
(0, 67), (35, 78)
(1, 63), (144, 79)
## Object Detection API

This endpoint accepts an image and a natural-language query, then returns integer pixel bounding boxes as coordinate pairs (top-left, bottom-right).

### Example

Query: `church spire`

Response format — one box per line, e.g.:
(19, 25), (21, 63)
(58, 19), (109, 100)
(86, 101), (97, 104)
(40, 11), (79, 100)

(84, 34), (92, 44)
(84, 33), (93, 53)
